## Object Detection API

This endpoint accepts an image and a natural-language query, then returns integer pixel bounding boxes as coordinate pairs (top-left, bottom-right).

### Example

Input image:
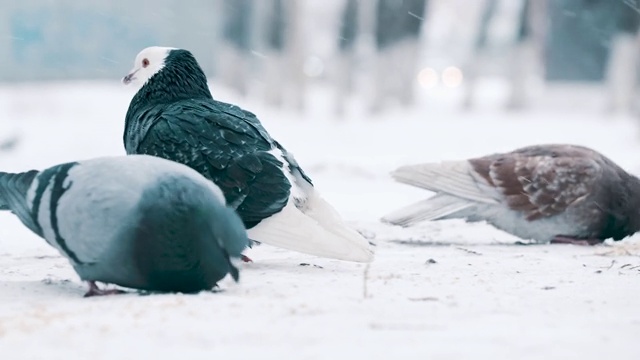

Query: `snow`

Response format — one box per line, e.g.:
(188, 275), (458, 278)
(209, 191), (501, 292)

(1, 81), (640, 359)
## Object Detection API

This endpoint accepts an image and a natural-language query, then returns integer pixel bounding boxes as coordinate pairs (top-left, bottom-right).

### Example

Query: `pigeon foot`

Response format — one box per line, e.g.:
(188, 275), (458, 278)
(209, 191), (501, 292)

(241, 255), (253, 263)
(551, 236), (602, 246)
(84, 281), (126, 297)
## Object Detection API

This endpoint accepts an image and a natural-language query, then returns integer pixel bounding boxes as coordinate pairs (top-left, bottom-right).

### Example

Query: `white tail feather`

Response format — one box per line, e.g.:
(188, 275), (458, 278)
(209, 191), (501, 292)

(247, 190), (374, 263)
(381, 194), (474, 226)
(391, 161), (498, 204)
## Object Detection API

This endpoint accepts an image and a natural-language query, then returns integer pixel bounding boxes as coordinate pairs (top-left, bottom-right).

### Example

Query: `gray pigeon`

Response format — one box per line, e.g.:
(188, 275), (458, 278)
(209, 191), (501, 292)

(382, 144), (640, 245)
(120, 46), (373, 263)
(0, 155), (249, 297)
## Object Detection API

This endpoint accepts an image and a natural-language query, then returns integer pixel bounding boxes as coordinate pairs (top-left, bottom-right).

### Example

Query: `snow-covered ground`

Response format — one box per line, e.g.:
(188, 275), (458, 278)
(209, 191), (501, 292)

(0, 81), (639, 359)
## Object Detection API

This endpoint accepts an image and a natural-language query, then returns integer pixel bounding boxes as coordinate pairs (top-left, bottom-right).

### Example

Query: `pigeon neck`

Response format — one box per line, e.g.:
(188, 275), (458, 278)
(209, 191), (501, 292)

(628, 175), (640, 218)
(132, 67), (213, 106)
(611, 174), (640, 238)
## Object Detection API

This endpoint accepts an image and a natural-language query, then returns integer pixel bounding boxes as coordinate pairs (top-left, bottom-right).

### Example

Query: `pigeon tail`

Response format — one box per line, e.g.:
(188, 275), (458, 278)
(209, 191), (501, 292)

(390, 161), (498, 204)
(247, 189), (374, 263)
(0, 170), (38, 210)
(381, 193), (475, 226)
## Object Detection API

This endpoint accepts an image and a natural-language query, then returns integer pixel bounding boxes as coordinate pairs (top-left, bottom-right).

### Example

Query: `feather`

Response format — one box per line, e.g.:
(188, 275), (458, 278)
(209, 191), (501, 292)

(381, 194), (474, 226)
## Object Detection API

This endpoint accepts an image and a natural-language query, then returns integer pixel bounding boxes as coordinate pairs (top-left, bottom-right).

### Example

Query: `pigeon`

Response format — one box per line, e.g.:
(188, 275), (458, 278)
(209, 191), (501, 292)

(121, 46), (373, 263)
(0, 155), (249, 297)
(382, 144), (640, 245)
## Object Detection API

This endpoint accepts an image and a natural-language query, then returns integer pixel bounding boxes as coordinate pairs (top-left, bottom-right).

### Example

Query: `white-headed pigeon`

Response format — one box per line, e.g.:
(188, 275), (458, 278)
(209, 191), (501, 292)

(121, 46), (373, 263)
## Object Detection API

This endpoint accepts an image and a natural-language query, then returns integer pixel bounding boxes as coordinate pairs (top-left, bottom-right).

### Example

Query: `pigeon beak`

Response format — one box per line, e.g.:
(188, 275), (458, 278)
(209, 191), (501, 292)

(122, 69), (138, 85)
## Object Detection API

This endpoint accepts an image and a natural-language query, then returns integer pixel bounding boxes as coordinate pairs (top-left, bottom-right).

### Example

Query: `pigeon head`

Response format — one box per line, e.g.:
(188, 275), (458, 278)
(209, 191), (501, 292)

(122, 46), (175, 88)
(123, 46), (213, 103)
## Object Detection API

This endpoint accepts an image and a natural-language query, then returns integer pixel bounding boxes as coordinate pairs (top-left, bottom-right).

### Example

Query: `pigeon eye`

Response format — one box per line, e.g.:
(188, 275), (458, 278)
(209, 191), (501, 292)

(142, 58), (150, 68)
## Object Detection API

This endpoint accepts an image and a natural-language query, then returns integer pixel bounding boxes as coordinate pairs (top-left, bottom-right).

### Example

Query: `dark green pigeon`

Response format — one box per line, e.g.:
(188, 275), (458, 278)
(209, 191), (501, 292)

(121, 46), (374, 263)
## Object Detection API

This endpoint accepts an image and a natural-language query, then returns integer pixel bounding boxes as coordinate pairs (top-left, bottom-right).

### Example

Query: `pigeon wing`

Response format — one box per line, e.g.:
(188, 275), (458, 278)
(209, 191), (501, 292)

(469, 146), (604, 221)
(131, 100), (293, 228)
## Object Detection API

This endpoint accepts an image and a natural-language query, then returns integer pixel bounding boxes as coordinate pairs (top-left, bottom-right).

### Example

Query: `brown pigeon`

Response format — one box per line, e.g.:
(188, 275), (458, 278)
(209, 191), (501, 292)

(382, 144), (640, 245)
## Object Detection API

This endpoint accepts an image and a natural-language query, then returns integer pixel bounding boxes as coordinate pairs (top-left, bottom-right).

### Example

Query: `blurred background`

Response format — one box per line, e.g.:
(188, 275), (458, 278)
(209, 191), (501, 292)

(0, 0), (638, 115)
(0, 0), (639, 187)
